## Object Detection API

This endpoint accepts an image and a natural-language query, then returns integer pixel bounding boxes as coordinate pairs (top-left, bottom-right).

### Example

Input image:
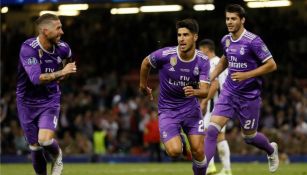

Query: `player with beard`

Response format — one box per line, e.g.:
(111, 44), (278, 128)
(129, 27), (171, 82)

(203, 4), (279, 173)
(16, 13), (77, 175)
(140, 18), (210, 175)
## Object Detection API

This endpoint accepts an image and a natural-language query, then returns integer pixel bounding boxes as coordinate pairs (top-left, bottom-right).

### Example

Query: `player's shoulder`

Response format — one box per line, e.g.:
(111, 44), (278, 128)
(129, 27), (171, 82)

(196, 49), (209, 61)
(242, 30), (259, 42)
(221, 34), (231, 43)
(57, 40), (70, 48)
(23, 37), (39, 49)
(160, 46), (177, 57)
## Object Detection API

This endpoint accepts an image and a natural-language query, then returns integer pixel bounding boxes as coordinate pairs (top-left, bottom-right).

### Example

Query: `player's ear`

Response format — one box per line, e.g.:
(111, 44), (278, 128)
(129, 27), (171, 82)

(194, 34), (198, 42)
(241, 17), (245, 25)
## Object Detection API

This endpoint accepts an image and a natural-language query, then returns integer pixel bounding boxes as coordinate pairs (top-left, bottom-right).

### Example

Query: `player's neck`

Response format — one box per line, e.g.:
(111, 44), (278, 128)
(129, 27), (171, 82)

(207, 52), (216, 59)
(38, 35), (54, 52)
(231, 27), (245, 40)
(179, 46), (195, 61)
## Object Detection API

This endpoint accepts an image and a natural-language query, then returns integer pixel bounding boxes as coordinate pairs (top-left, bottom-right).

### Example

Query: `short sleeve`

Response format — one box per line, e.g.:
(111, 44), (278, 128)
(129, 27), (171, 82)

(148, 48), (165, 69)
(251, 37), (272, 63)
(19, 44), (41, 85)
(199, 58), (210, 84)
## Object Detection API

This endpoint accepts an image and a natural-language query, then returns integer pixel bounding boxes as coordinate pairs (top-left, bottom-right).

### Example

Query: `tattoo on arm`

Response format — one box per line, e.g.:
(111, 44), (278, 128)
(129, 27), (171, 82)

(39, 70), (63, 84)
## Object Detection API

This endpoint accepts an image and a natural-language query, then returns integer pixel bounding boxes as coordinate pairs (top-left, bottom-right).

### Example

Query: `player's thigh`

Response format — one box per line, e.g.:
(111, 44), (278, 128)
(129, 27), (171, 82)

(188, 134), (204, 154)
(158, 111), (181, 150)
(16, 102), (39, 145)
(211, 93), (235, 128)
(238, 97), (261, 132)
(38, 106), (60, 141)
(163, 135), (183, 155)
(182, 107), (205, 136)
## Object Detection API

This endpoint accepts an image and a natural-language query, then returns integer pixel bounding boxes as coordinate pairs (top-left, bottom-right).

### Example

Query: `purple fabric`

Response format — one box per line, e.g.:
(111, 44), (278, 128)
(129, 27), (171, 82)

(220, 30), (272, 99)
(31, 149), (47, 175)
(204, 125), (219, 169)
(244, 133), (274, 155)
(16, 37), (71, 105)
(148, 46), (210, 111)
(16, 99), (60, 144)
(212, 91), (261, 130)
(158, 107), (204, 143)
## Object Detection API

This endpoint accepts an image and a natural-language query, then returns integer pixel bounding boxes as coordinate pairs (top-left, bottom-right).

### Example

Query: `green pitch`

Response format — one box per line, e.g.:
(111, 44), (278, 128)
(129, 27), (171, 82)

(1, 162), (306, 175)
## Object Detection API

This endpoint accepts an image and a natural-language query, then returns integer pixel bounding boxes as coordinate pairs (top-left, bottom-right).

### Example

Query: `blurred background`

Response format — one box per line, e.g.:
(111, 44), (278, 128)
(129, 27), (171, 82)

(1, 0), (307, 163)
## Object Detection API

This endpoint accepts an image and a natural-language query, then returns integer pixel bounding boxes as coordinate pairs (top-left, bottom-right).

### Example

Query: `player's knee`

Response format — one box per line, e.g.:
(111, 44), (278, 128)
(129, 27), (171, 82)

(165, 147), (182, 158)
(206, 123), (221, 140)
(29, 144), (43, 151)
(190, 147), (204, 158)
(242, 132), (257, 144)
(38, 139), (54, 146)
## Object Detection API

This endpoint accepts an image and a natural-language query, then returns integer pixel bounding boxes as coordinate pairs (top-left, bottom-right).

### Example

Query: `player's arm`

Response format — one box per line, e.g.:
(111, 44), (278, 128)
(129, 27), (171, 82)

(231, 58), (276, 82)
(183, 82), (209, 98)
(39, 62), (77, 84)
(200, 79), (219, 113)
(210, 55), (228, 81)
(139, 57), (153, 100)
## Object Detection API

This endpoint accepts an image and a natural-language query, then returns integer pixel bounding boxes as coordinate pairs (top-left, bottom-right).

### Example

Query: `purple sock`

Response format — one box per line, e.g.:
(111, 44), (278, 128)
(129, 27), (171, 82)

(192, 159), (206, 175)
(204, 125), (219, 167)
(31, 148), (47, 175)
(40, 139), (60, 159)
(244, 132), (274, 155)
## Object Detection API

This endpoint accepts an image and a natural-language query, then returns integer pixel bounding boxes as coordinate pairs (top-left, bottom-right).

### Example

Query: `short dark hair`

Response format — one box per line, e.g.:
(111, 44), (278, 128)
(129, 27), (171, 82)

(199, 39), (215, 52)
(225, 4), (246, 19)
(176, 18), (199, 34)
(35, 13), (59, 27)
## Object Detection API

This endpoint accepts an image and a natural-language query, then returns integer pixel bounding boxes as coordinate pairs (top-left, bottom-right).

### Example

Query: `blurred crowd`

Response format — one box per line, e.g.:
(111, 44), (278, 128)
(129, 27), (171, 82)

(1, 5), (307, 160)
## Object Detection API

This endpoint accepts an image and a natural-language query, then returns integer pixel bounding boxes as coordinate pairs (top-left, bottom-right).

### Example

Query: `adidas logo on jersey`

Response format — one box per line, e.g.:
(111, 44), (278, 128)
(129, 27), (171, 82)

(168, 67), (175, 71)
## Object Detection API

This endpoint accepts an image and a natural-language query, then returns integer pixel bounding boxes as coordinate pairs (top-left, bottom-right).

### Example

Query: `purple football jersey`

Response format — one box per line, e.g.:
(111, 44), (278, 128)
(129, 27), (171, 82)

(16, 37), (71, 105)
(221, 30), (272, 99)
(148, 46), (210, 111)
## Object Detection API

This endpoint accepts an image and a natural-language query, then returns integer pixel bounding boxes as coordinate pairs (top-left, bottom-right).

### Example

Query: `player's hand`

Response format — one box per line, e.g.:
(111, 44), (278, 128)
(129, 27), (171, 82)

(183, 86), (195, 97)
(231, 72), (250, 82)
(62, 62), (77, 76)
(139, 86), (153, 101)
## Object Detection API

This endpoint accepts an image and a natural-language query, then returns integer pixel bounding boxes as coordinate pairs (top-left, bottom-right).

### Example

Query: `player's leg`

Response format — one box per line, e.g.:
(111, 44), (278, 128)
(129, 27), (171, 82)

(216, 130), (232, 175)
(239, 97), (279, 173)
(16, 102), (47, 175)
(203, 113), (216, 175)
(159, 112), (183, 158)
(204, 93), (233, 173)
(183, 107), (206, 175)
(38, 107), (63, 175)
(188, 135), (206, 175)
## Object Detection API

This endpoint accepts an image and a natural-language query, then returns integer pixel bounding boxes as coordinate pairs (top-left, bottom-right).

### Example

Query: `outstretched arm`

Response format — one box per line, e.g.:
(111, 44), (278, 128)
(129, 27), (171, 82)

(139, 57), (153, 100)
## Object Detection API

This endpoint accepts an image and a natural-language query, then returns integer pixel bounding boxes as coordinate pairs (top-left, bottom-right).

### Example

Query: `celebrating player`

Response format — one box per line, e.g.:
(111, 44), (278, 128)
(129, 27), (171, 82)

(16, 13), (77, 175)
(204, 4), (279, 173)
(199, 39), (232, 175)
(139, 18), (210, 175)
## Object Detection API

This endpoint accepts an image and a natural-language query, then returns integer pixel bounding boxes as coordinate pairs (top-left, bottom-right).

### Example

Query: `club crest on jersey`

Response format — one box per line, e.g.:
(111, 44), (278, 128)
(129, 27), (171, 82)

(38, 49), (43, 58)
(240, 47), (245, 55)
(193, 66), (199, 76)
(226, 39), (230, 48)
(27, 57), (38, 65)
(170, 57), (177, 67)
(57, 56), (62, 63)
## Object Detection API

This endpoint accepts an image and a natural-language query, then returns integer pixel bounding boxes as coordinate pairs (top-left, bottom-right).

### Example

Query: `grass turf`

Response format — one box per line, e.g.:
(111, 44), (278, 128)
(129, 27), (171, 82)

(1, 162), (306, 175)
